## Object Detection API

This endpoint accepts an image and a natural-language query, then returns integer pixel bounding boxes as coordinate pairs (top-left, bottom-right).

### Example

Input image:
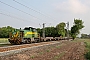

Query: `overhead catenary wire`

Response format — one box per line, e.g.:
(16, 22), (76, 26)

(0, 9), (36, 22)
(0, 12), (26, 22)
(13, 0), (58, 23)
(0, 0), (45, 22)
(13, 0), (42, 15)
(0, 12), (37, 24)
(21, 0), (61, 27)
(0, 0), (59, 28)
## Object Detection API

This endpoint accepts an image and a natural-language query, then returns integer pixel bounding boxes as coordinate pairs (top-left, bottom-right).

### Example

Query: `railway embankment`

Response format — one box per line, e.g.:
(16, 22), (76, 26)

(0, 40), (86, 60)
(0, 41), (64, 56)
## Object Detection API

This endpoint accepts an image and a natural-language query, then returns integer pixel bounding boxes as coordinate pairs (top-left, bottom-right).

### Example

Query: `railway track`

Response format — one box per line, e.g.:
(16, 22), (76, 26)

(0, 40), (86, 60)
(0, 40), (64, 56)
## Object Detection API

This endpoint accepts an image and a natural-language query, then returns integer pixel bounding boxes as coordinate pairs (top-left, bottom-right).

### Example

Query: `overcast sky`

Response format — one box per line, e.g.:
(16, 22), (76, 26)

(0, 0), (90, 34)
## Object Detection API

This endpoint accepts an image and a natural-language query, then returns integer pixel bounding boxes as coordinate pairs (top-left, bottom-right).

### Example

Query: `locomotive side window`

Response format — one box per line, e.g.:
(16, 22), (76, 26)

(33, 29), (36, 32)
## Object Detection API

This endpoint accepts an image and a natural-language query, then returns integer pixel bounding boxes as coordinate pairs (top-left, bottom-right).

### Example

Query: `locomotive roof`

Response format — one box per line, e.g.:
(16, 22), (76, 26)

(24, 27), (36, 30)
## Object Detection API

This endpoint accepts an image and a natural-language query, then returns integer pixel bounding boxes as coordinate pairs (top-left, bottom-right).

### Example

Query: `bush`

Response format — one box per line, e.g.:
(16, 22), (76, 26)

(85, 51), (90, 60)
(85, 42), (90, 60)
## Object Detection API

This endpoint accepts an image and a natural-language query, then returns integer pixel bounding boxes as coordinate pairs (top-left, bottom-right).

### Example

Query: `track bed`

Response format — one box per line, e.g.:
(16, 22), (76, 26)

(0, 40), (86, 60)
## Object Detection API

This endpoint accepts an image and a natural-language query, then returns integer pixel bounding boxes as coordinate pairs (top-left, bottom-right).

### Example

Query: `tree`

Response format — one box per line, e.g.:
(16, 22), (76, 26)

(0, 26), (15, 38)
(71, 19), (84, 40)
(56, 22), (66, 37)
(45, 27), (58, 37)
(37, 27), (58, 37)
(81, 34), (89, 38)
(36, 28), (43, 37)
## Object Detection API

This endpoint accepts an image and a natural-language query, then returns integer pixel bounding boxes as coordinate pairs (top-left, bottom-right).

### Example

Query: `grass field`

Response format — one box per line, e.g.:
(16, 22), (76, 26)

(84, 39), (90, 60)
(0, 38), (9, 43)
(69, 39), (90, 60)
(0, 38), (11, 47)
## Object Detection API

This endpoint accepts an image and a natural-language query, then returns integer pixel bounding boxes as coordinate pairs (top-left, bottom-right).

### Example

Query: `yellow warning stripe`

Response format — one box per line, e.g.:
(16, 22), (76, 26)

(25, 32), (37, 36)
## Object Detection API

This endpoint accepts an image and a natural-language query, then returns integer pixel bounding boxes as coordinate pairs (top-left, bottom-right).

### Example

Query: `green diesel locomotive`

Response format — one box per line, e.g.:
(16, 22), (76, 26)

(8, 27), (40, 44)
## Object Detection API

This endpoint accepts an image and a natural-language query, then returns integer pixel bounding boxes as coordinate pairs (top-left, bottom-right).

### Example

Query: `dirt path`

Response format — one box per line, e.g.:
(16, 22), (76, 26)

(60, 42), (85, 60)
(0, 40), (86, 60)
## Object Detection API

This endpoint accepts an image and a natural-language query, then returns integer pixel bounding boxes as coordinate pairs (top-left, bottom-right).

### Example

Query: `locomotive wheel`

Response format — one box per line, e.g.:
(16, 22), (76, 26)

(28, 39), (31, 44)
(8, 39), (15, 45)
(37, 40), (40, 43)
(17, 40), (21, 44)
(15, 39), (21, 45)
(9, 40), (14, 44)
(25, 40), (27, 44)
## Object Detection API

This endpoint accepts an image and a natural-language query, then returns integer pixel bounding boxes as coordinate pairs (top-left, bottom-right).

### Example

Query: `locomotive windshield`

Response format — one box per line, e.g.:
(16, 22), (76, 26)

(24, 27), (30, 30)
(24, 27), (36, 32)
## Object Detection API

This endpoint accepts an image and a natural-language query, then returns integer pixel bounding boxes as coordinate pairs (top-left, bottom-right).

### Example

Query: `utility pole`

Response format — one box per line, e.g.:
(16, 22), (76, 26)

(67, 22), (69, 40)
(43, 23), (45, 38)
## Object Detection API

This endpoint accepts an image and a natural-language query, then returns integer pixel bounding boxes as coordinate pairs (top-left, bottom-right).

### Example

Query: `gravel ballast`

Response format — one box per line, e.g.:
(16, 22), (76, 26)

(0, 41), (62, 56)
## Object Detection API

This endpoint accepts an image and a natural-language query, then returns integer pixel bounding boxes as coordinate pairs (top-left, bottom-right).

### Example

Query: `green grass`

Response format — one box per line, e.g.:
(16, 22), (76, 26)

(46, 49), (50, 52)
(84, 39), (90, 60)
(0, 38), (9, 43)
(55, 43), (64, 49)
(0, 44), (12, 47)
(39, 52), (44, 55)
(56, 45), (61, 49)
(30, 55), (35, 59)
(71, 39), (84, 42)
(53, 52), (65, 60)
(0, 38), (10, 47)
(70, 39), (90, 60)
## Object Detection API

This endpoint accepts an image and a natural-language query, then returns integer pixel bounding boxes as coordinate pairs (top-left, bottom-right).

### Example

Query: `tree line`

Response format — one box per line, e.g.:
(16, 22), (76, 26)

(0, 26), (15, 38)
(37, 19), (84, 40)
(81, 34), (90, 39)
(0, 19), (84, 40)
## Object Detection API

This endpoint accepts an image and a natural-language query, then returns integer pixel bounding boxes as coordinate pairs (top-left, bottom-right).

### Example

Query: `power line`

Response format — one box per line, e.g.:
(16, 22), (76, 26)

(0, 12), (36, 23)
(0, 0), (43, 22)
(0, 9), (35, 21)
(13, 0), (42, 15)
(0, 12), (25, 22)
(13, 0), (58, 22)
